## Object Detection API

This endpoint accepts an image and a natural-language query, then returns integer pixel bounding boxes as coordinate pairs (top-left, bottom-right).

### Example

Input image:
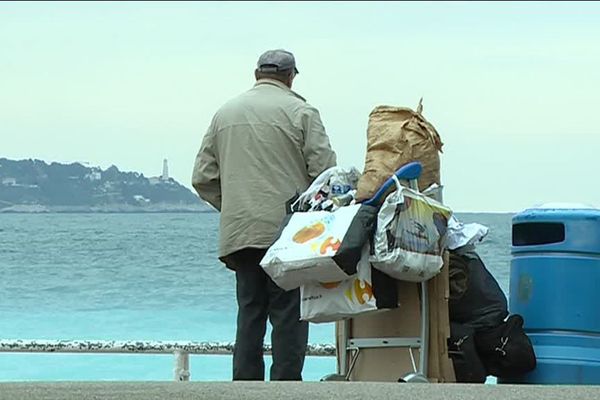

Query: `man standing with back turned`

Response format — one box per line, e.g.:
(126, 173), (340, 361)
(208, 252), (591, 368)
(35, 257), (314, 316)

(192, 49), (337, 381)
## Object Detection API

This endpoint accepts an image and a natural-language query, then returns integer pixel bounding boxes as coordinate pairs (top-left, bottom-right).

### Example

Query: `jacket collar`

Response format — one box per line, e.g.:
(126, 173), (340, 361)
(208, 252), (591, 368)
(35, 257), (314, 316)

(254, 79), (306, 102)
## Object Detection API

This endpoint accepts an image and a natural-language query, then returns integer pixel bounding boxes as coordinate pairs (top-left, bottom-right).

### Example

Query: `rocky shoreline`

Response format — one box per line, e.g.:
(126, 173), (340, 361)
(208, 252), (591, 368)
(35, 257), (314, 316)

(0, 203), (215, 213)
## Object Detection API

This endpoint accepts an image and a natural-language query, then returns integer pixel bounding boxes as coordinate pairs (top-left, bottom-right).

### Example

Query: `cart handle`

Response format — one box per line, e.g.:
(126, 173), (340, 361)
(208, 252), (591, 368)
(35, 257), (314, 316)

(362, 161), (422, 207)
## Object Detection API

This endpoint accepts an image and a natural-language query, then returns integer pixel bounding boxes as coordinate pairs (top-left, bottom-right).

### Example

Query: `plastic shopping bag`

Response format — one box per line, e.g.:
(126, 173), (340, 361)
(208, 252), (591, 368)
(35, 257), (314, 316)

(370, 176), (452, 282)
(300, 245), (378, 323)
(444, 215), (489, 250)
(260, 203), (378, 291)
(292, 166), (362, 212)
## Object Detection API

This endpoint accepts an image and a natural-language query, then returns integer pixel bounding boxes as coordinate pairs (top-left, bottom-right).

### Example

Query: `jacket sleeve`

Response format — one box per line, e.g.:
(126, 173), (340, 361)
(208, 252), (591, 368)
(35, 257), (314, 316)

(300, 105), (337, 180)
(191, 121), (222, 211)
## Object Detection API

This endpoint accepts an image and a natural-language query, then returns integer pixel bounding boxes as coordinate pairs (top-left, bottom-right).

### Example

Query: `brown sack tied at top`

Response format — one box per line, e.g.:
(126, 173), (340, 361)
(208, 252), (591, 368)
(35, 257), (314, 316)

(356, 99), (444, 201)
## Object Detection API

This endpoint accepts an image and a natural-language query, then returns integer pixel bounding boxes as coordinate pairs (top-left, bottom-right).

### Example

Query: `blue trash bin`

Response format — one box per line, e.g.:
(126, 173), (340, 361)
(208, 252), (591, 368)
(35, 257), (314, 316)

(506, 204), (600, 384)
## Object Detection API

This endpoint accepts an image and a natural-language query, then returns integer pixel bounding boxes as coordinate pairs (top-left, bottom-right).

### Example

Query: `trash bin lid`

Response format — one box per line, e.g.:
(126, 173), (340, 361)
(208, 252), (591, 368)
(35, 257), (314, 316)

(512, 204), (600, 254)
(529, 202), (597, 210)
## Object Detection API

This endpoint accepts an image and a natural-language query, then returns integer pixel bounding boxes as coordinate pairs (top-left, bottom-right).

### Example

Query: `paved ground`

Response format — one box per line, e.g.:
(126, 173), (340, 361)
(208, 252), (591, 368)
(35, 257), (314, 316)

(0, 382), (599, 400)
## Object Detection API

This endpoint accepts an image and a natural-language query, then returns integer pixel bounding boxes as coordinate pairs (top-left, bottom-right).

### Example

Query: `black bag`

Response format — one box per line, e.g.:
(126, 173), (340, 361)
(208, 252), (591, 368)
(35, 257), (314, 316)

(448, 249), (508, 331)
(474, 314), (537, 378)
(330, 204), (379, 275)
(448, 322), (488, 383)
(370, 265), (398, 309)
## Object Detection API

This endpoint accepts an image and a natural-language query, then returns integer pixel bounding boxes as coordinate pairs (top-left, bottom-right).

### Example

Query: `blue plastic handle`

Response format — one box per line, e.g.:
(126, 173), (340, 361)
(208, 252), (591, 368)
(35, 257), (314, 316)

(362, 161), (422, 207)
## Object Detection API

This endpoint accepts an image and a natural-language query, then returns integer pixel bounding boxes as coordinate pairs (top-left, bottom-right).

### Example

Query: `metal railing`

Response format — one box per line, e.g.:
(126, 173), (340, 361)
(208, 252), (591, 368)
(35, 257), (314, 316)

(0, 339), (336, 381)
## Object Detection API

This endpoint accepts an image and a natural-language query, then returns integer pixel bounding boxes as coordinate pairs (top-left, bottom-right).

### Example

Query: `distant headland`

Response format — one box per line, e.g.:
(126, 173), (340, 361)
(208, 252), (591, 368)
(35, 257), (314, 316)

(0, 158), (213, 213)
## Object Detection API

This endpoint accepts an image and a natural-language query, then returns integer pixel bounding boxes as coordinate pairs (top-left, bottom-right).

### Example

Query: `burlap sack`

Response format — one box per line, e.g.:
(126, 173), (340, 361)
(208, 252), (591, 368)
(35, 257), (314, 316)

(356, 99), (443, 201)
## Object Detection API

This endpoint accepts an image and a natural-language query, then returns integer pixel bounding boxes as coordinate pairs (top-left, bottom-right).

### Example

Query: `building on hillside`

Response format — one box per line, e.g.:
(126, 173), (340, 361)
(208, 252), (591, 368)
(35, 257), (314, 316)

(85, 169), (102, 181)
(133, 195), (150, 204)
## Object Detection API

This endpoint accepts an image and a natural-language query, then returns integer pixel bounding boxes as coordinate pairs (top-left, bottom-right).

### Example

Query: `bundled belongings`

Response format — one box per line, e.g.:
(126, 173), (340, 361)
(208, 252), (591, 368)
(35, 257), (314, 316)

(370, 177), (452, 282)
(292, 166), (362, 212)
(448, 322), (488, 383)
(448, 248), (508, 331)
(300, 245), (379, 323)
(446, 247), (506, 382)
(474, 314), (537, 379)
(261, 203), (378, 290)
(447, 247), (536, 381)
(356, 99), (443, 201)
(262, 166), (377, 291)
(335, 254), (455, 383)
(328, 163), (455, 383)
(300, 245), (399, 323)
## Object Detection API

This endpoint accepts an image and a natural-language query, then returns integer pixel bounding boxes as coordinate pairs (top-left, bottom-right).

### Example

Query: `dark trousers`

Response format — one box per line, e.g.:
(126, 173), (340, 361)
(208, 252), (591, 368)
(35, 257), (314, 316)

(225, 248), (309, 381)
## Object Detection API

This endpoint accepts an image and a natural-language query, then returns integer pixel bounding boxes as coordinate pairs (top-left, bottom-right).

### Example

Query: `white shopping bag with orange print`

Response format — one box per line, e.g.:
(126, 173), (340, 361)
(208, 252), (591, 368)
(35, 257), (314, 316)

(260, 204), (378, 290)
(300, 245), (378, 323)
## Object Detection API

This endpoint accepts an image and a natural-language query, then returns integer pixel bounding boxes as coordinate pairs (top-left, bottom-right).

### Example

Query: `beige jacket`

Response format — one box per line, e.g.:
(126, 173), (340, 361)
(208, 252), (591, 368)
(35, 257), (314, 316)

(192, 79), (337, 261)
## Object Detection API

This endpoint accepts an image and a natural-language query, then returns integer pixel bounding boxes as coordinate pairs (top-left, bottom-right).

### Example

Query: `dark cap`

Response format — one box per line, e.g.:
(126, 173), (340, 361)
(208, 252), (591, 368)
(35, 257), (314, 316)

(256, 49), (299, 74)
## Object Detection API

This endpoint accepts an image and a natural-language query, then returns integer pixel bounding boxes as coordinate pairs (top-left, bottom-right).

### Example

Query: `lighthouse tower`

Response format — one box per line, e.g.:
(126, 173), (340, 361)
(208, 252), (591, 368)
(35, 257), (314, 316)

(161, 158), (169, 181)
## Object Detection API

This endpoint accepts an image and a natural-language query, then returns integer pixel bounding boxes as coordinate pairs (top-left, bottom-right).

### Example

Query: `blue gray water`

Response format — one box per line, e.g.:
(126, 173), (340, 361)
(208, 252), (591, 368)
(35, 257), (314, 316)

(0, 212), (512, 381)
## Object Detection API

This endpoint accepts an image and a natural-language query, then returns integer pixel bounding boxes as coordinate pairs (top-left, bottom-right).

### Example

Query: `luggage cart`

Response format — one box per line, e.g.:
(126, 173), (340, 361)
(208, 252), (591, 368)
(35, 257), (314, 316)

(322, 161), (438, 383)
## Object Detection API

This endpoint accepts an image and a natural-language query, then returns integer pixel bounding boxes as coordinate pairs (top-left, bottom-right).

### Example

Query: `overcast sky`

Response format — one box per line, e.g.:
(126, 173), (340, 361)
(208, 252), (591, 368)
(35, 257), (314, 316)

(1, 1), (599, 212)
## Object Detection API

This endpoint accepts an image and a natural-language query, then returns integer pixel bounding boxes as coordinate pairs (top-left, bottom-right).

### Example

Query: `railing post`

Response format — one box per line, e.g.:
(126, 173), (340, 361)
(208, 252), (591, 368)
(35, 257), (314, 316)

(173, 350), (190, 381)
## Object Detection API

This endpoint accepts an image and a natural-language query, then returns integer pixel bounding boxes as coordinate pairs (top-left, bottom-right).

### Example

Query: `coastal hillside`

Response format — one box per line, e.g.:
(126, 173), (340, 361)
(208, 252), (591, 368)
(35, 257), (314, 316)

(0, 158), (211, 212)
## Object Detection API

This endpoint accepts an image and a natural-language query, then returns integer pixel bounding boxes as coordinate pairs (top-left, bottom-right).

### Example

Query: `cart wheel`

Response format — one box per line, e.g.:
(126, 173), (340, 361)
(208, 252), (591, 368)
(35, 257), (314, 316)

(398, 372), (429, 383)
(320, 373), (347, 382)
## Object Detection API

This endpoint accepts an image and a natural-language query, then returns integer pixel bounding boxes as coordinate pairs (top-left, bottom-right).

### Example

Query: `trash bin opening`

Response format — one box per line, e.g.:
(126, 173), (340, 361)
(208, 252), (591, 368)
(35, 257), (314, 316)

(512, 222), (565, 246)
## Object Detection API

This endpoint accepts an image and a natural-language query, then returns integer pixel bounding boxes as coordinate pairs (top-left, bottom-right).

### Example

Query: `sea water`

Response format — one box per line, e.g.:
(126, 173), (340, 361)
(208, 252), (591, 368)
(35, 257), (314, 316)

(0, 212), (512, 381)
